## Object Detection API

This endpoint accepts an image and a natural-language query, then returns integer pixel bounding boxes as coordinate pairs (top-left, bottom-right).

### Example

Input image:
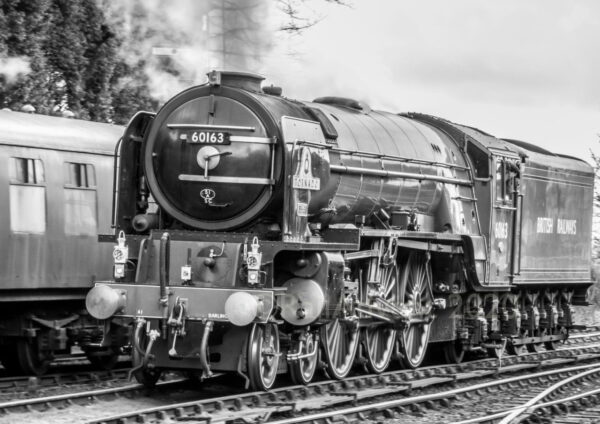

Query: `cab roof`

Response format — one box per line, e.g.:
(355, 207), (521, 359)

(405, 113), (593, 176)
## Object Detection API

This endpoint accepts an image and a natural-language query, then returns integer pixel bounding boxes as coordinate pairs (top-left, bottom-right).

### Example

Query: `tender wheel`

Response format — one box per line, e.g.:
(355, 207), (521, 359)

(131, 328), (162, 387)
(17, 339), (51, 375)
(398, 252), (433, 369)
(526, 329), (546, 353)
(443, 340), (465, 364)
(321, 319), (359, 379)
(288, 331), (319, 385)
(247, 323), (280, 391)
(362, 260), (398, 374)
(544, 327), (567, 350)
(506, 341), (527, 356)
(487, 345), (505, 359)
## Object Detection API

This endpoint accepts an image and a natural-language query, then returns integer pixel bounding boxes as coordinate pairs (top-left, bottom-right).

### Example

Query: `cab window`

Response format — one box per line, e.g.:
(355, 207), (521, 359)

(495, 160), (505, 202)
(9, 157), (46, 233)
(495, 158), (518, 204)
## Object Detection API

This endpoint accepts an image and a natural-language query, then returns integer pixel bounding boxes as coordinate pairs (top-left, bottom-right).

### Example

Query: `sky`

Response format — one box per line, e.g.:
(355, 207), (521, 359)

(262, 0), (600, 164)
(3, 1), (597, 163)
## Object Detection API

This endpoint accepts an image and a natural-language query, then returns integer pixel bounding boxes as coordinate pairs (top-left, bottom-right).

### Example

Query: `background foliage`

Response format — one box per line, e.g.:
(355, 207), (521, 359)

(0, 0), (341, 124)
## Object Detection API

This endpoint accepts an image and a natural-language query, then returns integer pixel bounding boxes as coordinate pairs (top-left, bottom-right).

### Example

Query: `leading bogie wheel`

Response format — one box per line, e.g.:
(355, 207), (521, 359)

(362, 261), (398, 374)
(288, 331), (319, 385)
(321, 319), (359, 379)
(398, 252), (433, 369)
(131, 329), (162, 388)
(247, 322), (280, 391)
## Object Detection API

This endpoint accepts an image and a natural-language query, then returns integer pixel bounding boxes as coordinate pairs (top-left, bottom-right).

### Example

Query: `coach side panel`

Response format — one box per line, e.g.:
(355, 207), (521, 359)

(0, 145), (114, 295)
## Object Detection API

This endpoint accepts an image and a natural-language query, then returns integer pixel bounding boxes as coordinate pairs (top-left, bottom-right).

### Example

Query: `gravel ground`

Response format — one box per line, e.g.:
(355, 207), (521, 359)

(573, 305), (600, 328)
(0, 377), (241, 424)
(372, 374), (600, 424)
(0, 394), (170, 424)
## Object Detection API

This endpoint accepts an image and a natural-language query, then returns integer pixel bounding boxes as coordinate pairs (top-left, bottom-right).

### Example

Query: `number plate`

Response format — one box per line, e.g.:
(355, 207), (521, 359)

(292, 176), (321, 190)
(187, 131), (230, 145)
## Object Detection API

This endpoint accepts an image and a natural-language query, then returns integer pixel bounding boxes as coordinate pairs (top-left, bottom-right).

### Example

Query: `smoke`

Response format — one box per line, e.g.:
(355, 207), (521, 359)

(105, 0), (275, 103)
(0, 56), (31, 85)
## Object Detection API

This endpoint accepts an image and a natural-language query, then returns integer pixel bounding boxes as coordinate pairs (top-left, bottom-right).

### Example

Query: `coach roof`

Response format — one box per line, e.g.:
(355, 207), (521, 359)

(0, 110), (122, 155)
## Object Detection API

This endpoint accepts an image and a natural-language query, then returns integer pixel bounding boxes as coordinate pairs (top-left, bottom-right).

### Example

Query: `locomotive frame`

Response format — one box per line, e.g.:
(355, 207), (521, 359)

(87, 71), (593, 390)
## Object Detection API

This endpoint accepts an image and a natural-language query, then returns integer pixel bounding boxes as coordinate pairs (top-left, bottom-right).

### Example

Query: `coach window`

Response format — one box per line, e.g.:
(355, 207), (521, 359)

(64, 162), (97, 236)
(9, 157), (46, 233)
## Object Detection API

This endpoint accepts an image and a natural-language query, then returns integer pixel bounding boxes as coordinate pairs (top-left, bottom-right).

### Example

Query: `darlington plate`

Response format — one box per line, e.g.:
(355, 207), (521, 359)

(97, 283), (274, 323)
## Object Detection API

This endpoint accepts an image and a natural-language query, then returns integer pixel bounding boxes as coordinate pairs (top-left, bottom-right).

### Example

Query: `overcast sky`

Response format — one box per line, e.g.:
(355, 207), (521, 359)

(263, 0), (600, 164)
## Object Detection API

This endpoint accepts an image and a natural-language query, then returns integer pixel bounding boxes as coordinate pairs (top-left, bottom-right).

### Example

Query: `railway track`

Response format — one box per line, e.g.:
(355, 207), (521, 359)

(81, 343), (600, 424)
(1, 330), (599, 423)
(0, 369), (131, 400)
(265, 363), (600, 424)
(452, 366), (600, 423)
(565, 330), (600, 344)
(0, 378), (187, 414)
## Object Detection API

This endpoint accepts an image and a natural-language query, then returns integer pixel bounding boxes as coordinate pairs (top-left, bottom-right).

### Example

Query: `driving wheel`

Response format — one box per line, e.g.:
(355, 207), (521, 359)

(398, 252), (433, 369)
(362, 260), (398, 373)
(321, 318), (359, 379)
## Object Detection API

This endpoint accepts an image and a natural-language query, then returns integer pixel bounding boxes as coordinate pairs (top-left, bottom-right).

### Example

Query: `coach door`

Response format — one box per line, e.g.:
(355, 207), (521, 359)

(490, 156), (520, 285)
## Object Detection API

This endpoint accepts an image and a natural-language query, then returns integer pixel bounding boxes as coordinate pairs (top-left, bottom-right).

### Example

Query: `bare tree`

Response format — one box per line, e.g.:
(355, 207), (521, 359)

(277, 0), (352, 33)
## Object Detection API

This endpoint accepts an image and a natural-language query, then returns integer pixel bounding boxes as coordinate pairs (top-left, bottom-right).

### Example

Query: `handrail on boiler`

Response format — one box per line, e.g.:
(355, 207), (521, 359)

(294, 140), (470, 172)
(330, 164), (473, 186)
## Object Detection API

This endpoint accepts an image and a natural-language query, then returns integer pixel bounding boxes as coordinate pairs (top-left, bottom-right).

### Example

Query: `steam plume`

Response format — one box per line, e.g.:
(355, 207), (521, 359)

(0, 56), (31, 84)
(105, 0), (274, 103)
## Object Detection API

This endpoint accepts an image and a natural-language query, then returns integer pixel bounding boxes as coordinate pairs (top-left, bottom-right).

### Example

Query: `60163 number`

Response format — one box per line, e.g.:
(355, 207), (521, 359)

(188, 131), (230, 144)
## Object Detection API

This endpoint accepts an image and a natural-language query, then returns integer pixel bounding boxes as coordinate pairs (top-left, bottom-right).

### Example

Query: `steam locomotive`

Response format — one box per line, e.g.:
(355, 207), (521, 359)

(0, 110), (124, 374)
(86, 71), (593, 390)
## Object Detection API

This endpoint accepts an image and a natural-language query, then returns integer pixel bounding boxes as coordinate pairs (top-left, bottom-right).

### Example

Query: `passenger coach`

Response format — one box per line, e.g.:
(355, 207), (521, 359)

(0, 110), (123, 374)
